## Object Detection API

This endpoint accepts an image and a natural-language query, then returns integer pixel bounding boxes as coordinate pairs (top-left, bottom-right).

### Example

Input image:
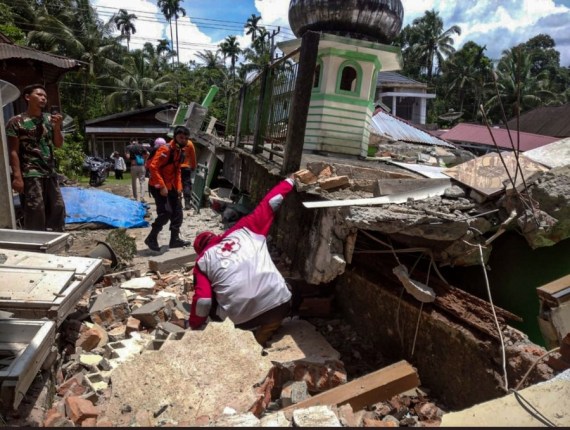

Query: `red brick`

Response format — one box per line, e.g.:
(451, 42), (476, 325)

(126, 316), (141, 335)
(57, 374), (85, 396)
(65, 396), (99, 424)
(43, 408), (65, 427)
(82, 417), (98, 427)
(75, 328), (103, 351)
(317, 175), (349, 191)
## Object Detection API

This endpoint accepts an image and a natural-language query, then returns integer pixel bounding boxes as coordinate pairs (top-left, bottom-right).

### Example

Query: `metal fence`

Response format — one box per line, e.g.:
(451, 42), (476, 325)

(226, 48), (301, 166)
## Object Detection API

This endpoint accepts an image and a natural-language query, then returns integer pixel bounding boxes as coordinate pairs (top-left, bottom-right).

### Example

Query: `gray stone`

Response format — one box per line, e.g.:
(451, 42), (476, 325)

(444, 185), (466, 199)
(212, 412), (260, 427)
(148, 248), (197, 273)
(131, 297), (173, 328)
(89, 287), (130, 327)
(260, 411), (291, 427)
(292, 405), (341, 427)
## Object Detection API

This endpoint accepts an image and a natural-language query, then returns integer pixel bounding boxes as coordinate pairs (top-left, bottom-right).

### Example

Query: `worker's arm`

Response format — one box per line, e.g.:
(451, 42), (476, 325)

(189, 264), (213, 329)
(228, 178), (294, 237)
(187, 141), (197, 169)
(50, 113), (64, 148)
(148, 146), (170, 191)
(7, 135), (23, 193)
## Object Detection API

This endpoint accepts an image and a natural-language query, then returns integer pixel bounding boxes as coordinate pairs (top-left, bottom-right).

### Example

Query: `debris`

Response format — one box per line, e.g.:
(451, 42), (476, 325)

(392, 265), (436, 303)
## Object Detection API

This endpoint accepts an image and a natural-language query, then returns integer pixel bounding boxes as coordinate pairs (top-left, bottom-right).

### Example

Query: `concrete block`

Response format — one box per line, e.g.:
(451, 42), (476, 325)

(292, 405), (341, 427)
(156, 321), (185, 339)
(148, 248), (197, 273)
(260, 411), (291, 427)
(85, 372), (109, 392)
(119, 276), (156, 293)
(103, 268), (141, 286)
(107, 324), (126, 342)
(131, 297), (173, 329)
(212, 412), (260, 427)
(281, 381), (309, 408)
(89, 287), (130, 328)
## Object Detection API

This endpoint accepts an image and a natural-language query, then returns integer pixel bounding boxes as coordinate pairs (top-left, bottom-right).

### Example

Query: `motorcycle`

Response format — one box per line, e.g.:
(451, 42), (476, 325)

(83, 156), (109, 187)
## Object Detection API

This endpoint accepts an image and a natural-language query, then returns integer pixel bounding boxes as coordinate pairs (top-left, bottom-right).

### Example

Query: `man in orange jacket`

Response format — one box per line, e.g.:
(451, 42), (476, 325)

(180, 139), (197, 210)
(144, 125), (191, 251)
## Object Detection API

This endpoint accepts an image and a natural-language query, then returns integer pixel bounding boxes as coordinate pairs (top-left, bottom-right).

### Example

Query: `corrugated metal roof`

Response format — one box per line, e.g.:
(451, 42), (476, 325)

(387, 161), (449, 178)
(440, 123), (559, 152)
(85, 103), (178, 125)
(369, 111), (454, 147)
(505, 104), (570, 138)
(377, 71), (427, 88)
(85, 126), (170, 134)
(0, 43), (81, 70)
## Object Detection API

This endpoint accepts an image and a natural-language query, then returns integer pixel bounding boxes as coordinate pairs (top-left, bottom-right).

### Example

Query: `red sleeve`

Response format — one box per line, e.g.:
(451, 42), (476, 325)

(226, 178), (294, 237)
(189, 263), (213, 329)
(148, 145), (170, 189)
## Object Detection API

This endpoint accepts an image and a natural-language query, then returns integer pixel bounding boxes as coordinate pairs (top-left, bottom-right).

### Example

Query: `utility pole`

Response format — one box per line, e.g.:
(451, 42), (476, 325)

(269, 26), (280, 61)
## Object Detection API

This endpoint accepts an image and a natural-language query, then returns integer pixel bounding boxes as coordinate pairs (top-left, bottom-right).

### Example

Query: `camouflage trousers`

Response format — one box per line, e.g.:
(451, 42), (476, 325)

(21, 176), (66, 231)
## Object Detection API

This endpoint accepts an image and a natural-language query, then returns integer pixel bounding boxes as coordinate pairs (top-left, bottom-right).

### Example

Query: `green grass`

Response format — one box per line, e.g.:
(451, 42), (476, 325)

(76, 172), (134, 186)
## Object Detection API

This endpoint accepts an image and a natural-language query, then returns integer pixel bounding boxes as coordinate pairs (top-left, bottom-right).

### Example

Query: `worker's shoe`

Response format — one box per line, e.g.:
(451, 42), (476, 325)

(169, 232), (191, 248)
(144, 227), (161, 252)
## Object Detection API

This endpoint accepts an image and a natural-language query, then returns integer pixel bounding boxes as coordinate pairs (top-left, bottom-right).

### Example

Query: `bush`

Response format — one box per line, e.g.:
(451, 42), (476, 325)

(54, 134), (86, 180)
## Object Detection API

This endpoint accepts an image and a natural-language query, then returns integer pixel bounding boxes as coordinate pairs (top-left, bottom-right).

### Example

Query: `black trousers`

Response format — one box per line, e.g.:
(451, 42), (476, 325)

(114, 169), (124, 180)
(181, 167), (192, 206)
(21, 176), (66, 231)
(149, 187), (183, 232)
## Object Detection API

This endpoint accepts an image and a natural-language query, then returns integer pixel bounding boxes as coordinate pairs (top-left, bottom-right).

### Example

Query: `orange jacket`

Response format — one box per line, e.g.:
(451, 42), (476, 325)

(148, 140), (183, 191)
(180, 140), (197, 169)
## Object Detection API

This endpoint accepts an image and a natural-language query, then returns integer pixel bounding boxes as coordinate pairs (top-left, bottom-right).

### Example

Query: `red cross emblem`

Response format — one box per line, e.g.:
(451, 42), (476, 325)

(216, 237), (241, 257)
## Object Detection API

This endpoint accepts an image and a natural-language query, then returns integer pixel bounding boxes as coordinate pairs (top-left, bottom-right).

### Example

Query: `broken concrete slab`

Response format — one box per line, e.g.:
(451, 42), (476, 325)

(440, 369), (570, 427)
(211, 412), (261, 427)
(260, 411), (291, 427)
(130, 297), (173, 329)
(372, 178), (451, 197)
(119, 276), (155, 293)
(264, 319), (346, 393)
(89, 287), (129, 329)
(98, 319), (274, 426)
(148, 248), (196, 273)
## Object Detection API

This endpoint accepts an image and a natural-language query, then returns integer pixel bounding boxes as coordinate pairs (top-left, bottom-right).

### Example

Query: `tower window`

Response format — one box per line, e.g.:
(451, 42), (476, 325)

(340, 66), (357, 92)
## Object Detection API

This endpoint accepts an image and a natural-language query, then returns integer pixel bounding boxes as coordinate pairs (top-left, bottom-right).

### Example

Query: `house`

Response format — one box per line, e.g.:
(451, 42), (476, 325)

(505, 103), (570, 139)
(84, 103), (177, 157)
(375, 71), (435, 125)
(0, 32), (81, 120)
(440, 122), (559, 155)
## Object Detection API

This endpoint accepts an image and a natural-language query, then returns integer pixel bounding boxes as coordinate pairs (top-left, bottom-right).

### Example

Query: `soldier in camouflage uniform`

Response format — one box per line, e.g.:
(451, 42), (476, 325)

(6, 84), (65, 231)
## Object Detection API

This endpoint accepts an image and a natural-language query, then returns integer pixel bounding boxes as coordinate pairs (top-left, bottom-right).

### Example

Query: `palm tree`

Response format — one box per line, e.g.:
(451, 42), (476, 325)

(244, 14), (262, 42)
(113, 9), (137, 51)
(195, 49), (225, 69)
(409, 9), (461, 80)
(157, 0), (186, 65)
(445, 42), (492, 115)
(100, 54), (174, 112)
(219, 35), (241, 81)
(485, 47), (554, 120)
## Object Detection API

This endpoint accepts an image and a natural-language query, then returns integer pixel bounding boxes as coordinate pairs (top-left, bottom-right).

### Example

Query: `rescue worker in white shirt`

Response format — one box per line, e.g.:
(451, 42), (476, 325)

(189, 174), (296, 345)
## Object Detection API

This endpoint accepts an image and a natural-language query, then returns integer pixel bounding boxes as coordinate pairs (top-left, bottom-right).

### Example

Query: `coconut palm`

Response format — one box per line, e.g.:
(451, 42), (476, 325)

(409, 9), (461, 80)
(219, 35), (241, 81)
(485, 47), (554, 120)
(113, 9), (137, 51)
(157, 0), (186, 65)
(244, 14), (262, 42)
(196, 49), (225, 69)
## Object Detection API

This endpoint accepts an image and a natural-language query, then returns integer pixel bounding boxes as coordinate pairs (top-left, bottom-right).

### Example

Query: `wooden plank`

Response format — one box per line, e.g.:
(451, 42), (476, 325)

(537, 274), (570, 305)
(282, 360), (419, 413)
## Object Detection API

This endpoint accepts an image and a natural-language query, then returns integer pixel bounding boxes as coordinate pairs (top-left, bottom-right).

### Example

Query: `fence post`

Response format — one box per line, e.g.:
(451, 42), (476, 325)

(234, 85), (247, 148)
(281, 31), (320, 176)
(252, 66), (270, 154)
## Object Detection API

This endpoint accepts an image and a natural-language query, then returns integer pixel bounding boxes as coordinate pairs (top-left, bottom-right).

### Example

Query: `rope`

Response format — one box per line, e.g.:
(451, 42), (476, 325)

(510, 389), (557, 427)
(478, 243), (509, 392)
(515, 347), (560, 391)
(410, 302), (424, 358)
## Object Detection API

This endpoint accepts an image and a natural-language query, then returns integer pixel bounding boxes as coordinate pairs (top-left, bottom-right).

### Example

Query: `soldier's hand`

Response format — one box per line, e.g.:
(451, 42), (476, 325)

(12, 177), (24, 194)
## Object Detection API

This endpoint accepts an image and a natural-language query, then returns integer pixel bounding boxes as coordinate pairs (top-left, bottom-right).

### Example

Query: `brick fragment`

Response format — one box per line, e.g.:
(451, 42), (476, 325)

(65, 396), (99, 424)
(294, 169), (317, 184)
(317, 175), (349, 191)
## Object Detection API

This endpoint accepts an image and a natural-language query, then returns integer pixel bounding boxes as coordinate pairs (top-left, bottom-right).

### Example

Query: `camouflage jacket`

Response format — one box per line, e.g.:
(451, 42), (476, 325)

(6, 112), (56, 178)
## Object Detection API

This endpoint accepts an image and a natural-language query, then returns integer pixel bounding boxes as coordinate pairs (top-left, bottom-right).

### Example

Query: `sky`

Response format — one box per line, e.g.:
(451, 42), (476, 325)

(91, 0), (570, 67)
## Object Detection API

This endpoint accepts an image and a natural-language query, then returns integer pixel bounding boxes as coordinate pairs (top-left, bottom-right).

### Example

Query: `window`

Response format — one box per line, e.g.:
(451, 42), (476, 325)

(340, 66), (357, 92)
(313, 64), (321, 88)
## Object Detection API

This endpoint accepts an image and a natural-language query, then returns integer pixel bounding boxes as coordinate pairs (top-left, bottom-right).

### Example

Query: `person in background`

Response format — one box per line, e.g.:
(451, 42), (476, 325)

(189, 173), (298, 346)
(180, 138), (197, 210)
(113, 151), (126, 180)
(144, 126), (192, 251)
(6, 84), (65, 231)
(125, 139), (148, 201)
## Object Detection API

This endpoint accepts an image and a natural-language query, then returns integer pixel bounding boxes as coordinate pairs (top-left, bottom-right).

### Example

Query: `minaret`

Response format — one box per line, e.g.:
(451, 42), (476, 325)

(279, 0), (404, 157)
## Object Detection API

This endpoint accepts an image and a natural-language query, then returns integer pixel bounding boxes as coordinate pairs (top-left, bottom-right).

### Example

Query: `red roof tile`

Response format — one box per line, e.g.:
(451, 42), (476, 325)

(440, 123), (558, 152)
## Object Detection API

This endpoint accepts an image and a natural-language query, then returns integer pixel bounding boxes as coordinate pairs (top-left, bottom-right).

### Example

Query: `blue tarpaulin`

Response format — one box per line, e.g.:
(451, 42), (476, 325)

(61, 186), (149, 228)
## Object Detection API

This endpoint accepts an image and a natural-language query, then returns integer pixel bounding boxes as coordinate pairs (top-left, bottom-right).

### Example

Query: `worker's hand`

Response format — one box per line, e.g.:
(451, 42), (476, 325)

(50, 113), (63, 129)
(160, 187), (168, 197)
(12, 177), (24, 194)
